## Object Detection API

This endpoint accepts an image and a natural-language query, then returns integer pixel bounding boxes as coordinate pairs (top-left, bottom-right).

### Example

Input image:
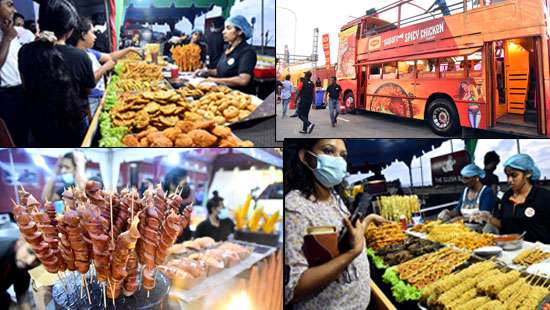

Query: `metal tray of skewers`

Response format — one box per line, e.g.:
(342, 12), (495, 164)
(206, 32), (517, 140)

(417, 255), (550, 310)
(49, 267), (170, 310)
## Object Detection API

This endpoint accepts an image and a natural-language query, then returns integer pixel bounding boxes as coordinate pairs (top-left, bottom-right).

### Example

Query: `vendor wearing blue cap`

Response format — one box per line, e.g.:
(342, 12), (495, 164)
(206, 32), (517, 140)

(438, 163), (496, 222)
(203, 15), (257, 94)
(478, 154), (550, 243)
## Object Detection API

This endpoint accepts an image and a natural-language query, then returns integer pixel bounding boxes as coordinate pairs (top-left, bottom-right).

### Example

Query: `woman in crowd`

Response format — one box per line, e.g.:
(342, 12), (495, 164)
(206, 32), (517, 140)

(67, 16), (142, 117)
(18, 0), (96, 146)
(42, 151), (88, 202)
(201, 15), (257, 95)
(285, 138), (387, 309)
(280, 74), (293, 117)
(478, 154), (550, 243)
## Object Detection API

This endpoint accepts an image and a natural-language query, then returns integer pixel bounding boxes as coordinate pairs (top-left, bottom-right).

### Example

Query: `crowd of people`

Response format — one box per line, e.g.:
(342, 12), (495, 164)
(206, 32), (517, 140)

(0, 151), (238, 308)
(278, 72), (343, 134)
(0, 0), (258, 147)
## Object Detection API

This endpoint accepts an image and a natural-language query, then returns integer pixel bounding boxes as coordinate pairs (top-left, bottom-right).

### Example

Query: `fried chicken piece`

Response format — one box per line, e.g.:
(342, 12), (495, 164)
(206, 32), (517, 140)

(138, 137), (150, 147)
(122, 135), (139, 147)
(174, 134), (193, 147)
(188, 129), (218, 147)
(212, 126), (231, 138)
(238, 140), (254, 147)
(213, 116), (226, 125)
(149, 134), (173, 147)
(136, 127), (158, 139)
(162, 127), (182, 141)
(195, 120), (216, 131)
(175, 120), (196, 134)
(218, 136), (240, 147)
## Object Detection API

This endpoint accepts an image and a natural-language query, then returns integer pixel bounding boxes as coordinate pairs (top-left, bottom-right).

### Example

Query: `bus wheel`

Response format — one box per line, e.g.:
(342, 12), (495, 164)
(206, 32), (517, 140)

(344, 93), (356, 114)
(427, 98), (460, 136)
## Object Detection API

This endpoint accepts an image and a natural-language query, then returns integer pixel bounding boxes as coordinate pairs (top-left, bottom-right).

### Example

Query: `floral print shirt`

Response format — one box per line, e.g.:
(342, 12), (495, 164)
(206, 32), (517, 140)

(285, 190), (371, 310)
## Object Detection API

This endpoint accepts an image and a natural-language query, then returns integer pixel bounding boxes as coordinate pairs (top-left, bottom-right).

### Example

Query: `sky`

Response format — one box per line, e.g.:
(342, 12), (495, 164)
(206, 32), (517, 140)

(276, 0), (469, 63)
(379, 139), (550, 187)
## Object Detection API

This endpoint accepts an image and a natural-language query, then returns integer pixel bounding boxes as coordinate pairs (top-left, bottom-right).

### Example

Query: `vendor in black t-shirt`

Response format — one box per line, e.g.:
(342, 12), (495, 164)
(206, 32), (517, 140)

(478, 154), (550, 243)
(194, 191), (235, 242)
(200, 15), (257, 95)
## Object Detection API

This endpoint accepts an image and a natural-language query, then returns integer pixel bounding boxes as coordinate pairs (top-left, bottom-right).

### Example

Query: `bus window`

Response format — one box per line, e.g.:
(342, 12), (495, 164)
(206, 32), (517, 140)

(383, 62), (397, 79)
(398, 61), (415, 79)
(369, 64), (381, 79)
(467, 51), (482, 78)
(440, 56), (465, 78)
(417, 60), (437, 79)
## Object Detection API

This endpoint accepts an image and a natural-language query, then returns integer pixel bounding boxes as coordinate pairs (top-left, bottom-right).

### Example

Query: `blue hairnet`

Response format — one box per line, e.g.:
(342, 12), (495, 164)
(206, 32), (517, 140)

(503, 154), (541, 180)
(461, 163), (486, 178)
(226, 15), (253, 40)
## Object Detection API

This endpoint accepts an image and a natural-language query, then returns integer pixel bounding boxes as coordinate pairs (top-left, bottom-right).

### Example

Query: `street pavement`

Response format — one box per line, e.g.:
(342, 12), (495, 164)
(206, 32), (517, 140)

(275, 103), (522, 140)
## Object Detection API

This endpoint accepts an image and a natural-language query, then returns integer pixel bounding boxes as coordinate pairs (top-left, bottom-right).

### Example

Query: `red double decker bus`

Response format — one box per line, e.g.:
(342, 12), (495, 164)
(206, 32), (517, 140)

(336, 0), (550, 136)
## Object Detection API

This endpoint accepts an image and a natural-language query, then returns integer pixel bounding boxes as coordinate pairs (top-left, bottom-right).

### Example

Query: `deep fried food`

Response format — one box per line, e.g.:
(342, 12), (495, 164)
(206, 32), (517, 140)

(188, 129), (218, 147)
(195, 120), (216, 130)
(135, 110), (150, 129)
(160, 115), (179, 127)
(175, 120), (196, 133)
(144, 102), (160, 114)
(212, 126), (231, 138)
(174, 134), (193, 147)
(160, 104), (178, 115)
(122, 135), (139, 147)
(162, 127), (182, 141)
(171, 44), (202, 72)
(223, 106), (239, 119)
(149, 134), (173, 147)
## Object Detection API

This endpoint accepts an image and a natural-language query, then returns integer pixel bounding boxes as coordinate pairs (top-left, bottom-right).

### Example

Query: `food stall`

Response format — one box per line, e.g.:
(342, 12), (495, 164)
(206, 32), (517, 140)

(338, 139), (550, 309)
(0, 148), (282, 309)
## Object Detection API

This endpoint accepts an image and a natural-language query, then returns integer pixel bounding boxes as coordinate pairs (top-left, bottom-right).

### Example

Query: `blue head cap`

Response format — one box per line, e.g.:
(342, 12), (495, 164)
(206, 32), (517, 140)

(460, 163), (486, 178)
(503, 154), (541, 180)
(226, 15), (253, 40)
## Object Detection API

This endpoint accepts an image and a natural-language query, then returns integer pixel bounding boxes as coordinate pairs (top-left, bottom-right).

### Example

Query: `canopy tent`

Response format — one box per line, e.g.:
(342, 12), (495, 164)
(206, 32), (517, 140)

(113, 0), (243, 49)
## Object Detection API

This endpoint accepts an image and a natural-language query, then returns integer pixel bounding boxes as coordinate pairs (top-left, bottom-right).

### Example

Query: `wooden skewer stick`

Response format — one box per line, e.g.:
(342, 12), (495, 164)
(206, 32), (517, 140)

(110, 193), (114, 246)
(80, 274), (84, 298)
(103, 283), (107, 309)
(131, 191), (134, 220)
(147, 290), (150, 298)
(57, 273), (68, 295)
(84, 276), (91, 304)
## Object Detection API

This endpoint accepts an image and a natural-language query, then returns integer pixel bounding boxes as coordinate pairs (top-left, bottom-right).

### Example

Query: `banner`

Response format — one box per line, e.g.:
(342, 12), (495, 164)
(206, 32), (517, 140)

(431, 150), (470, 185)
(336, 25), (357, 80)
(322, 34), (331, 69)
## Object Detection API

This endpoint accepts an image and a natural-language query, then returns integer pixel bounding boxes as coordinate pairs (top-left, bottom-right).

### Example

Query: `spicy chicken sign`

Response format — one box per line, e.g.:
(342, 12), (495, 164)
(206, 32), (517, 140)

(368, 18), (450, 51)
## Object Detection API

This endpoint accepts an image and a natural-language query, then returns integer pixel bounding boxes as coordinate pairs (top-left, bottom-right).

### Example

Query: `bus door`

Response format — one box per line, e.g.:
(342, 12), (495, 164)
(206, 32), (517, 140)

(504, 40), (530, 115)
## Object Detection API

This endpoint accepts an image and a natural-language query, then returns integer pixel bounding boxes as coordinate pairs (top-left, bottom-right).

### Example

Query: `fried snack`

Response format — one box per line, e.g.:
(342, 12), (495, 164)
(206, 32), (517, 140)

(122, 121), (253, 147)
(424, 221), (494, 250)
(476, 269), (521, 297)
(114, 79), (169, 93)
(171, 44), (202, 72)
(396, 247), (470, 288)
(365, 222), (406, 250)
(512, 247), (550, 266)
(120, 62), (163, 80)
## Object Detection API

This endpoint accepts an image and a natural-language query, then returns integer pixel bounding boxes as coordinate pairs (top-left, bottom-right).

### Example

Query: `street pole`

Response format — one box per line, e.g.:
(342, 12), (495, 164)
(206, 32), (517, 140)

(261, 0), (265, 54)
(277, 6), (297, 55)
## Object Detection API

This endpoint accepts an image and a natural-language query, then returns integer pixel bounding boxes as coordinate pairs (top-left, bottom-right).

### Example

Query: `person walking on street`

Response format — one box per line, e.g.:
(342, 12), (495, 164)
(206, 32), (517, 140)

(290, 77), (304, 118)
(296, 71), (315, 134)
(281, 74), (293, 117)
(325, 77), (342, 127)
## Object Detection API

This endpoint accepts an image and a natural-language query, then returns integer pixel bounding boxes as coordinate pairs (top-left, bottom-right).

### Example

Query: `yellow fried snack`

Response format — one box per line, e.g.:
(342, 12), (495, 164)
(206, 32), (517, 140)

(171, 44), (202, 72)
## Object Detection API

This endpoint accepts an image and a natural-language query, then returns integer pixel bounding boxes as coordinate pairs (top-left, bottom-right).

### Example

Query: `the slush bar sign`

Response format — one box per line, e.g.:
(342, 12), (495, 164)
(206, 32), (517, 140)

(431, 150), (469, 185)
(383, 20), (447, 48)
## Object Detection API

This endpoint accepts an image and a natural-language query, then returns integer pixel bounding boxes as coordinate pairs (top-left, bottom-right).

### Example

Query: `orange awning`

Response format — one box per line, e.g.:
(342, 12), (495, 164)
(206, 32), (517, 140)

(360, 47), (482, 64)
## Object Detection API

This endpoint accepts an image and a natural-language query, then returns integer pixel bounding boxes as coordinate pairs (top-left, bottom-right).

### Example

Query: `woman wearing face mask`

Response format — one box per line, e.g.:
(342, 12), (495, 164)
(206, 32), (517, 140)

(42, 151), (88, 202)
(194, 191), (235, 242)
(477, 154), (550, 243)
(284, 139), (387, 310)
(437, 163), (496, 222)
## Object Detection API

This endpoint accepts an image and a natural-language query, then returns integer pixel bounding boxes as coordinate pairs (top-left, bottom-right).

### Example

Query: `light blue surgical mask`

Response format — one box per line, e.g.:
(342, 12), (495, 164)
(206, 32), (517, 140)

(308, 151), (348, 188)
(60, 173), (75, 186)
(53, 201), (65, 213)
(217, 208), (229, 220)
